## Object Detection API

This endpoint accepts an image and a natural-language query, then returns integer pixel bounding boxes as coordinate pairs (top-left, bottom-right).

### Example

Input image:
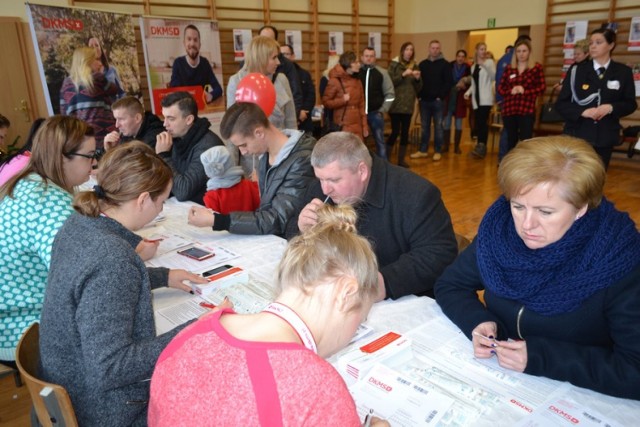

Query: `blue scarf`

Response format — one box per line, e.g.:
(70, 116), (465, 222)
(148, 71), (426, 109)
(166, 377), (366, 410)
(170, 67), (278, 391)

(477, 196), (640, 315)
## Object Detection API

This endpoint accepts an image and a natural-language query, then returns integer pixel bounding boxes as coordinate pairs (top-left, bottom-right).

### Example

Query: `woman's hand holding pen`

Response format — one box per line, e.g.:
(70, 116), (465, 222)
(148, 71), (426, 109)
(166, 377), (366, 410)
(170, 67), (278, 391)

(199, 297), (234, 319)
(136, 239), (160, 261)
(493, 339), (528, 373)
(472, 321), (528, 372)
(188, 206), (215, 228)
(471, 321), (498, 358)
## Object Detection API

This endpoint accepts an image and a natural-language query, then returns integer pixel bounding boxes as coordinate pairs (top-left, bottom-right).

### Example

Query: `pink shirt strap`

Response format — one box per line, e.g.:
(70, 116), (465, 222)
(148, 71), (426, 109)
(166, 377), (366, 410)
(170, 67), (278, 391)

(246, 347), (284, 426)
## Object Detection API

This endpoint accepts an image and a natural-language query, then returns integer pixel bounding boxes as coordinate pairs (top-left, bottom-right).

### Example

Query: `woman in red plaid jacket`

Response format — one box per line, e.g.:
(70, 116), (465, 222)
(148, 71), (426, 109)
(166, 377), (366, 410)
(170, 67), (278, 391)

(498, 39), (546, 153)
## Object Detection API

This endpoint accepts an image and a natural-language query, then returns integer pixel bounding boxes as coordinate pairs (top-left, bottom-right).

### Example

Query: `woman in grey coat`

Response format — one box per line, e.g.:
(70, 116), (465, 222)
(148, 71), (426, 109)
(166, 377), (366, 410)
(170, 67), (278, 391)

(39, 142), (213, 426)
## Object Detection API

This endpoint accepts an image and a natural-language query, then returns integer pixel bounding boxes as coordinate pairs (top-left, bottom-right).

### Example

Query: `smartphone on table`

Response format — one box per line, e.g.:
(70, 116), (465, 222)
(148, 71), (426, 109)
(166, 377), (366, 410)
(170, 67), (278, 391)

(177, 246), (215, 261)
(202, 264), (233, 278)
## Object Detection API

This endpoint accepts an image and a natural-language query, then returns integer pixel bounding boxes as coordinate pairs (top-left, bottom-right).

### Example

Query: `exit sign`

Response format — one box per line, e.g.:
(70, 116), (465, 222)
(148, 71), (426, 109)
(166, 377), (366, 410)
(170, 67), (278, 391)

(488, 18), (496, 28)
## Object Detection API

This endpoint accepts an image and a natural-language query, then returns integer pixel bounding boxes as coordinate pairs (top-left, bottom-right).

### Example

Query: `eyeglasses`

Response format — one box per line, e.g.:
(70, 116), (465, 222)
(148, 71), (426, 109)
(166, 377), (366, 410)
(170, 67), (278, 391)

(65, 151), (99, 160)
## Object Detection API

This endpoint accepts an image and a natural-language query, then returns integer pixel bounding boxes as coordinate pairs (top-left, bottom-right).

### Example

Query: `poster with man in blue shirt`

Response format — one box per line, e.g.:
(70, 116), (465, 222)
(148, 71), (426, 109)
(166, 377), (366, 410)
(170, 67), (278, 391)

(170, 24), (223, 104)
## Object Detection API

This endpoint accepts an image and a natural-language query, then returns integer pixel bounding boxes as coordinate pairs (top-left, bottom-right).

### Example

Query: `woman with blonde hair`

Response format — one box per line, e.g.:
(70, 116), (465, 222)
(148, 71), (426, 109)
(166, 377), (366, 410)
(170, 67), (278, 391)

(436, 136), (640, 400)
(0, 116), (95, 366)
(497, 38), (545, 153)
(464, 42), (496, 159)
(39, 141), (208, 425)
(149, 204), (389, 426)
(387, 42), (422, 167)
(227, 36), (296, 130)
(60, 46), (118, 148)
(319, 54), (340, 129)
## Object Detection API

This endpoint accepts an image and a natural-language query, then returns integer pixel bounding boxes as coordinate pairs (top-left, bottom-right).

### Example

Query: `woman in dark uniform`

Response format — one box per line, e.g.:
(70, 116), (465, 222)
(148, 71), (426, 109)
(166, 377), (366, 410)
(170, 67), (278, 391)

(555, 27), (637, 169)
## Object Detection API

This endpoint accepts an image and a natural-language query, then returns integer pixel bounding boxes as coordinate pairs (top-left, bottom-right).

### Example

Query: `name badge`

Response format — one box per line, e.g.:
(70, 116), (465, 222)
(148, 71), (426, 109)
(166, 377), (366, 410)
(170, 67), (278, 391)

(607, 80), (620, 90)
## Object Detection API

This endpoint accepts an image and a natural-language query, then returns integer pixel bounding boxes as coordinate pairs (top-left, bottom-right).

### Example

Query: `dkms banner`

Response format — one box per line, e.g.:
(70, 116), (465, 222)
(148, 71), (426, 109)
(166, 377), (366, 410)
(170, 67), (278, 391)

(26, 4), (141, 115)
(140, 17), (225, 125)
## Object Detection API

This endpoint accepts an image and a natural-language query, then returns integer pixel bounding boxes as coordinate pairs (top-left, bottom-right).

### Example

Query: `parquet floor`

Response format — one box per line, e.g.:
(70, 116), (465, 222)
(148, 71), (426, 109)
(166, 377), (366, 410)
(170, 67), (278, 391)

(394, 132), (640, 240)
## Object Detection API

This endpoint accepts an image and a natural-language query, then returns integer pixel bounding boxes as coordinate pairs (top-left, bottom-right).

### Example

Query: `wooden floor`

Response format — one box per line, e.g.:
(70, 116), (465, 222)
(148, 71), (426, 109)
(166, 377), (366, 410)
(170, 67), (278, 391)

(1, 132), (638, 427)
(394, 132), (640, 240)
(0, 372), (31, 427)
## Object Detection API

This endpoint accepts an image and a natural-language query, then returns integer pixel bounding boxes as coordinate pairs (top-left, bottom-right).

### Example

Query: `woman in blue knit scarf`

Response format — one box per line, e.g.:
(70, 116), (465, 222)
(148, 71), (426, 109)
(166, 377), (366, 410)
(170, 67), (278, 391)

(435, 136), (640, 400)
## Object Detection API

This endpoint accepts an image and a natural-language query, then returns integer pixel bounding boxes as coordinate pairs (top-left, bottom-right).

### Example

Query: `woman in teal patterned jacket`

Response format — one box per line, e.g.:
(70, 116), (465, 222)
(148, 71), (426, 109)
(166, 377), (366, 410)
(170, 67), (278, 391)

(0, 116), (96, 365)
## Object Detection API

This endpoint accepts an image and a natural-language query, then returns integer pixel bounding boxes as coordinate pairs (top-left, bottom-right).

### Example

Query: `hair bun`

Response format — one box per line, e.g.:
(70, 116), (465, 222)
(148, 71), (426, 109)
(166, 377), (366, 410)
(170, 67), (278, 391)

(307, 204), (357, 236)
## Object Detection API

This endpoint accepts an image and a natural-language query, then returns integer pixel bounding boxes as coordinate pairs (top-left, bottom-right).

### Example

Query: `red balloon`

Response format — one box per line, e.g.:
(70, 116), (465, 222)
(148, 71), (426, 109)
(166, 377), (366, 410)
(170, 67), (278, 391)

(234, 73), (276, 117)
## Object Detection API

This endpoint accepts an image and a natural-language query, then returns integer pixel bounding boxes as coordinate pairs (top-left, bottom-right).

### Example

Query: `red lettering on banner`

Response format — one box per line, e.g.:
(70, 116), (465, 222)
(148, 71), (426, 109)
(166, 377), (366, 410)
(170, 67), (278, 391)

(509, 399), (533, 413)
(41, 17), (84, 31)
(548, 405), (579, 424)
(367, 377), (393, 392)
(150, 26), (180, 36)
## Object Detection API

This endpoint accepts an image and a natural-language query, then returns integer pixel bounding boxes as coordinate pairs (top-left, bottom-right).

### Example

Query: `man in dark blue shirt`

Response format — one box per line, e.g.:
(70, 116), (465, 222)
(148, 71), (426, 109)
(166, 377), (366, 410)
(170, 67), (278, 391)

(170, 25), (223, 104)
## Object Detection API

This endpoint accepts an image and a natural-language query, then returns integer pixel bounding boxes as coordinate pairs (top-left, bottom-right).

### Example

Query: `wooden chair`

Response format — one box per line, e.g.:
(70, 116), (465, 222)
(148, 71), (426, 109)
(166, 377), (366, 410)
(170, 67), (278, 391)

(15, 323), (78, 427)
(408, 99), (422, 152)
(0, 362), (21, 386)
(488, 105), (503, 152)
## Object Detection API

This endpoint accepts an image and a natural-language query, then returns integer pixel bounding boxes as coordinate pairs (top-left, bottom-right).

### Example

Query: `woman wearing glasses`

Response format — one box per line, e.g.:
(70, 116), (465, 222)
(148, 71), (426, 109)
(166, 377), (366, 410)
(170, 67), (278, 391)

(39, 142), (209, 426)
(0, 115), (95, 367)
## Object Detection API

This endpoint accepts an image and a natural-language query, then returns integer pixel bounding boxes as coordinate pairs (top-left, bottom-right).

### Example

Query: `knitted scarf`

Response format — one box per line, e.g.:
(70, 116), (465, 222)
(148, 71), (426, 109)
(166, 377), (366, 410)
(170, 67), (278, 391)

(477, 196), (640, 315)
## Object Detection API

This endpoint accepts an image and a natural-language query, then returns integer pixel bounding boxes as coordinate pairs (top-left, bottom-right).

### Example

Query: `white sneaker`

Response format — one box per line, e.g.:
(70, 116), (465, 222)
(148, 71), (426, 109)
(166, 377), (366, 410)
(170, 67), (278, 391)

(410, 151), (429, 159)
(433, 153), (442, 161)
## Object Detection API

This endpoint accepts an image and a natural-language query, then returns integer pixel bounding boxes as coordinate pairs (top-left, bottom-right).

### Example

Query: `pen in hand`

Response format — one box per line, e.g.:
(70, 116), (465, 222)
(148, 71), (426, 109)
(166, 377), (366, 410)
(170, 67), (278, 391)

(472, 331), (498, 345)
(143, 238), (164, 243)
(363, 408), (373, 427)
(199, 302), (217, 309)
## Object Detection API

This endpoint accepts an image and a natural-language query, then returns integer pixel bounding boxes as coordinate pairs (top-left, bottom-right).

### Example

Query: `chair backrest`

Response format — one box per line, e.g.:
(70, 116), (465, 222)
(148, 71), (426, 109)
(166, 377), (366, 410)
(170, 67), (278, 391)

(455, 233), (472, 254)
(489, 104), (503, 126)
(15, 323), (78, 427)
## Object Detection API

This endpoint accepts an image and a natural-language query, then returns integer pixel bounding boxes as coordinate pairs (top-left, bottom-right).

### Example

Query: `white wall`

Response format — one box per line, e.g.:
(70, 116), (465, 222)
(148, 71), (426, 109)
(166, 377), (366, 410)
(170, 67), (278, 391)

(6, 0), (547, 31)
(395, 0), (547, 33)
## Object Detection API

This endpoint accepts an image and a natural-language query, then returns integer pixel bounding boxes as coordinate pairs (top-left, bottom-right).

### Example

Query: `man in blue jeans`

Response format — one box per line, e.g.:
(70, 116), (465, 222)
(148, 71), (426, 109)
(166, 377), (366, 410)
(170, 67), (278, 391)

(359, 47), (395, 160)
(412, 40), (452, 161)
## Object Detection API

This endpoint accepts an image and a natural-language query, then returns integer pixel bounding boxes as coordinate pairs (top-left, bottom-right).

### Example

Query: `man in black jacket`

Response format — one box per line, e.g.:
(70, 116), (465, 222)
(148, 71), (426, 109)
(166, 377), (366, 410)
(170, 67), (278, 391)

(156, 92), (223, 204)
(280, 44), (316, 133)
(104, 97), (164, 149)
(412, 40), (453, 161)
(297, 132), (457, 300)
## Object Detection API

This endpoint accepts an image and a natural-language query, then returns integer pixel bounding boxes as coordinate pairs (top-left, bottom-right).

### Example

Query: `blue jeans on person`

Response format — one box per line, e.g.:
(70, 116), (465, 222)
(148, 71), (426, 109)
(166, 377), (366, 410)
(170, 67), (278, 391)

(367, 111), (387, 160)
(419, 99), (444, 153)
(443, 112), (463, 131)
